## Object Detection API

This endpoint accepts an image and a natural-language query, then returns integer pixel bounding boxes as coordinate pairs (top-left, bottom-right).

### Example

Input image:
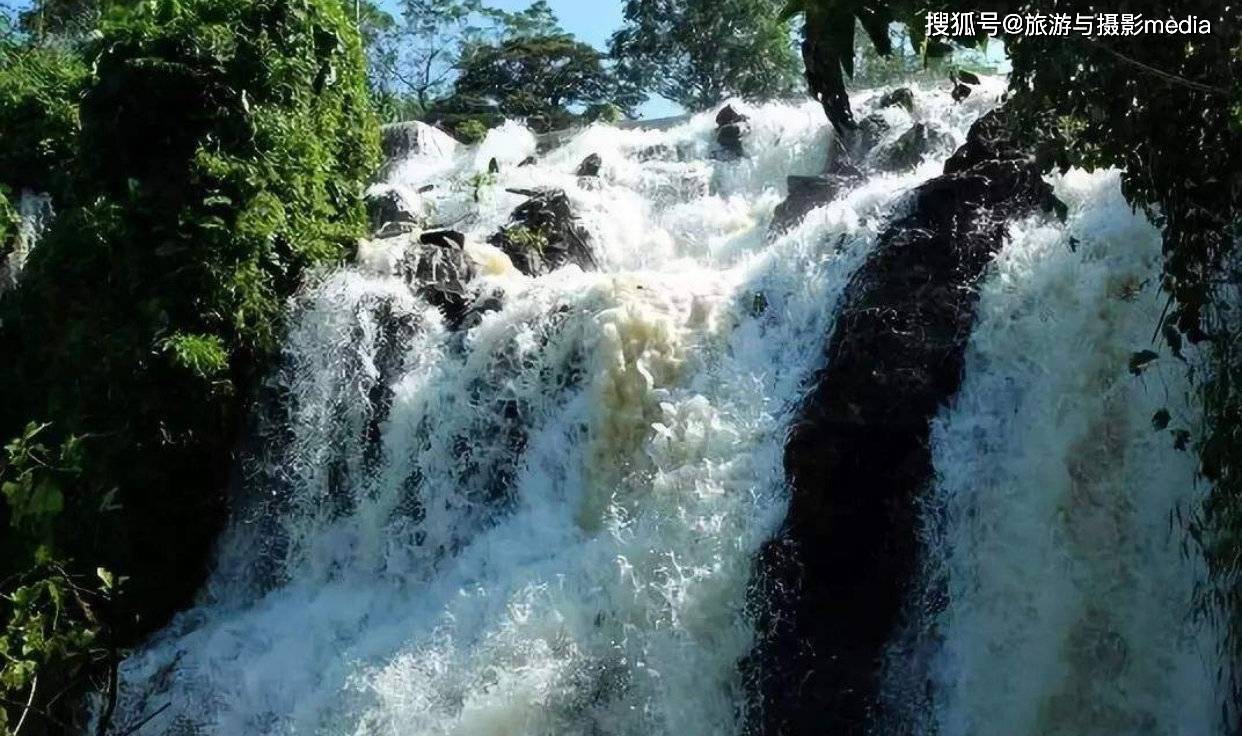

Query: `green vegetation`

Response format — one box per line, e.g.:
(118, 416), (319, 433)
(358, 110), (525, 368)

(0, 0), (379, 730)
(454, 33), (639, 131)
(610, 0), (803, 110)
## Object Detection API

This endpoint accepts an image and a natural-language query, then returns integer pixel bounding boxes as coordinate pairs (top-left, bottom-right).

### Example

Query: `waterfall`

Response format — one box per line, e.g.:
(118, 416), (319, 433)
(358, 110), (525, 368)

(105, 80), (1222, 735)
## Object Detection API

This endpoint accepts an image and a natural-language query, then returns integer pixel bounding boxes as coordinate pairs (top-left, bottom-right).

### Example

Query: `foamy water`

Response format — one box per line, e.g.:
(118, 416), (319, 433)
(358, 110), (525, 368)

(103, 79), (1221, 736)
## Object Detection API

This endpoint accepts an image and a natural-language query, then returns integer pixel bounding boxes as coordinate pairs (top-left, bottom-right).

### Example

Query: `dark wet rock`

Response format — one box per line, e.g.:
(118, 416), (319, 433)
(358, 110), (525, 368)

(872, 123), (955, 172)
(877, 87), (915, 112)
(769, 171), (862, 236)
(714, 105), (752, 159)
(488, 157), (501, 174)
(374, 221), (420, 239)
(952, 82), (972, 102)
(518, 156), (538, 167)
(489, 189), (597, 277)
(397, 237), (476, 329)
(716, 122), (750, 159)
(746, 106), (1061, 736)
(420, 229), (466, 250)
(366, 186), (422, 234)
(635, 143), (674, 162)
(847, 113), (891, 161)
(457, 290), (506, 332)
(576, 153), (603, 177)
(716, 104), (749, 127)
(379, 120), (459, 161)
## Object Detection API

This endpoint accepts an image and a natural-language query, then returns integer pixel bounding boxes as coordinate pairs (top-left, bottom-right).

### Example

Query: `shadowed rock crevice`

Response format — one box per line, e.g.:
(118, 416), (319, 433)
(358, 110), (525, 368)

(745, 107), (1061, 736)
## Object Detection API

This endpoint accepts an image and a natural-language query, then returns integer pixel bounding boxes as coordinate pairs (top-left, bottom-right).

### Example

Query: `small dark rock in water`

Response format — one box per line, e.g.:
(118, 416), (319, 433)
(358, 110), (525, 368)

(374, 221), (420, 239)
(489, 157), (501, 174)
(716, 122), (750, 159)
(769, 171), (862, 236)
(457, 290), (506, 331)
(576, 153), (603, 177)
(746, 105), (1062, 736)
(417, 184), (435, 193)
(489, 189), (597, 276)
(873, 123), (954, 172)
(877, 87), (915, 112)
(518, 156), (537, 167)
(398, 238), (476, 329)
(420, 229), (466, 250)
(365, 187), (422, 234)
(715, 104), (749, 127)
(847, 113), (891, 161)
(952, 82), (972, 102)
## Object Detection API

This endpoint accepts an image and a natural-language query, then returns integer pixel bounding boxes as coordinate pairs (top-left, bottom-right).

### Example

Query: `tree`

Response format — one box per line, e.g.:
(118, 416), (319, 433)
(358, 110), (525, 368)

(0, 0), (379, 729)
(452, 33), (640, 130)
(364, 0), (566, 114)
(609, 0), (803, 111)
(15, 0), (100, 40)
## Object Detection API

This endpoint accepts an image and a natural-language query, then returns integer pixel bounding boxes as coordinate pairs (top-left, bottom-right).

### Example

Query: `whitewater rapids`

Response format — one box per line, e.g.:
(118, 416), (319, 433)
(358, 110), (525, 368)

(105, 80), (1222, 735)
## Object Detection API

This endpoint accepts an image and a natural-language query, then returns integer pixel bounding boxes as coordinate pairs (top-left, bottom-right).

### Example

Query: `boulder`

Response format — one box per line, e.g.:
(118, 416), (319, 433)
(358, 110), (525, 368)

(397, 237), (476, 329)
(746, 107), (1062, 736)
(365, 185), (423, 234)
(715, 104), (749, 127)
(872, 123), (954, 172)
(715, 104), (751, 159)
(489, 189), (597, 277)
(379, 120), (459, 161)
(576, 153), (603, 177)
(769, 170), (862, 236)
(716, 122), (750, 159)
(877, 87), (915, 112)
(847, 113), (891, 161)
(420, 229), (466, 250)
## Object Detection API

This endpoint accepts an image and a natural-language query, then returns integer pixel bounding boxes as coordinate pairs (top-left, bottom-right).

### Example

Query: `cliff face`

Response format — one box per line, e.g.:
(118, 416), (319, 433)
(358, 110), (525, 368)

(746, 108), (1061, 735)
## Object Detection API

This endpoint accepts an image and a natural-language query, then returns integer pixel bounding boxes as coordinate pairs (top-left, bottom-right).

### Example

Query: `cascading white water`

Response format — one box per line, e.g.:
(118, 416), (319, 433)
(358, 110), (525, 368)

(0, 189), (53, 290)
(105, 79), (1222, 736)
(921, 169), (1222, 736)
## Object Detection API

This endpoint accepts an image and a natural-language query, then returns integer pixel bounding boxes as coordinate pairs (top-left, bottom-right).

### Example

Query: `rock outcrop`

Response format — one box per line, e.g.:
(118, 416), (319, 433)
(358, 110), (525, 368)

(715, 104), (751, 159)
(379, 120), (459, 161)
(877, 87), (915, 112)
(872, 122), (955, 172)
(490, 189), (597, 277)
(576, 153), (603, 177)
(769, 162), (863, 237)
(365, 184), (424, 234)
(746, 107), (1061, 736)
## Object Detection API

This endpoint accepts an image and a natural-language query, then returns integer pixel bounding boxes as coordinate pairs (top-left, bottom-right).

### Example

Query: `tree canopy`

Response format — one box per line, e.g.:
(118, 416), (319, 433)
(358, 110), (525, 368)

(453, 32), (640, 129)
(609, 0), (804, 111)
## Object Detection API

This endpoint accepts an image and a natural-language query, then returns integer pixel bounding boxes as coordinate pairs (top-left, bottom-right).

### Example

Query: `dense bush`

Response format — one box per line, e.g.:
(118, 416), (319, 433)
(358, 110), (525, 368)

(0, 41), (87, 200)
(0, 0), (379, 729)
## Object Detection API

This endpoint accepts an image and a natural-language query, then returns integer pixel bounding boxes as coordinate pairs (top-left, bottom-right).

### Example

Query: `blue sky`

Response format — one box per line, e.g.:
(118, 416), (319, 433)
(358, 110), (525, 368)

(377, 0), (683, 118)
(487, 0), (625, 50)
(477, 0), (683, 117)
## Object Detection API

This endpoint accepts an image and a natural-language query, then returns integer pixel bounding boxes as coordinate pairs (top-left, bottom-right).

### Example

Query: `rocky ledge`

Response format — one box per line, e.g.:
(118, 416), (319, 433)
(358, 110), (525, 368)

(745, 107), (1062, 736)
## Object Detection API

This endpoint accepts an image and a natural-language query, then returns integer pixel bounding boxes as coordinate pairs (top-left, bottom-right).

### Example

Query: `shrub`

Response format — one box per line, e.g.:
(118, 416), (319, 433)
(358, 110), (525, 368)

(0, 0), (380, 728)
(453, 117), (490, 144)
(0, 42), (87, 200)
